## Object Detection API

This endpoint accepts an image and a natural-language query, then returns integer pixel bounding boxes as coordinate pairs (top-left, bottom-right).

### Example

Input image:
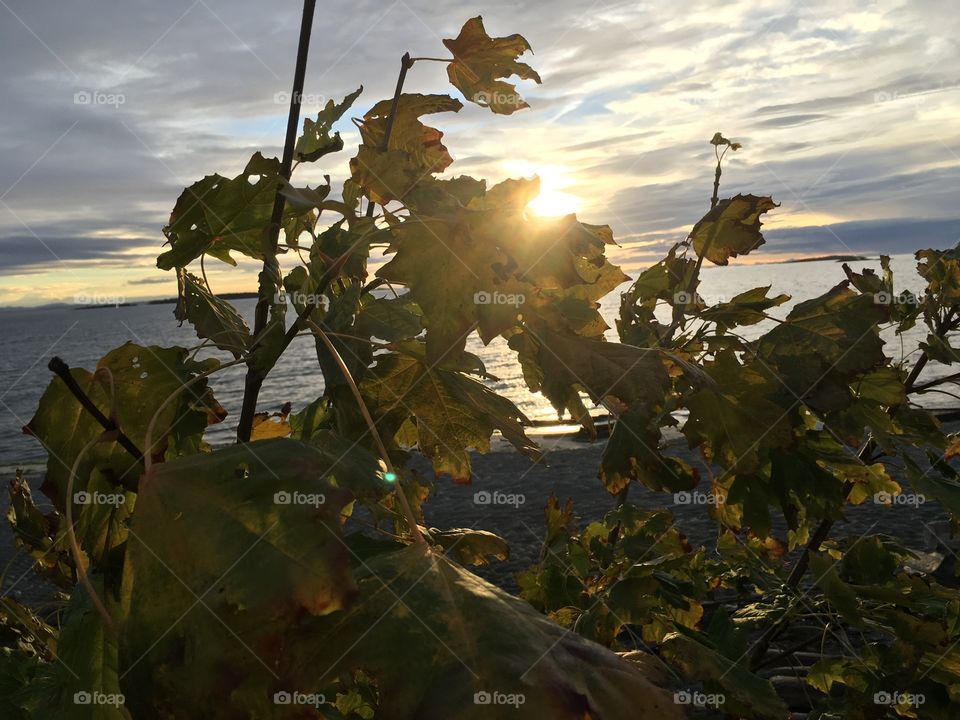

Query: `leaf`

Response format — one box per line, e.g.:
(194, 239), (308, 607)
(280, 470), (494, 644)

(157, 152), (315, 269)
(174, 272), (250, 359)
(6, 470), (73, 587)
(377, 176), (623, 361)
(361, 352), (541, 482)
(120, 439), (388, 714)
(294, 86), (362, 162)
(690, 194), (778, 266)
(683, 351), (794, 474)
(43, 576), (132, 720)
(23, 344), (224, 508)
(699, 285), (790, 331)
(600, 404), (699, 495)
(249, 411), (292, 441)
(518, 328), (671, 410)
(443, 16), (542, 114)
(349, 94), (462, 204)
(356, 93), (461, 173)
(755, 282), (887, 412)
(427, 527), (509, 566)
(292, 546), (684, 719)
(660, 631), (789, 719)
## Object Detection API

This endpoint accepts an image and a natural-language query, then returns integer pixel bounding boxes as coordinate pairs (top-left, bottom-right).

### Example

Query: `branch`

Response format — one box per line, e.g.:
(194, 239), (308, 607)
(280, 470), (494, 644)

(237, 0), (318, 442)
(47, 357), (143, 463)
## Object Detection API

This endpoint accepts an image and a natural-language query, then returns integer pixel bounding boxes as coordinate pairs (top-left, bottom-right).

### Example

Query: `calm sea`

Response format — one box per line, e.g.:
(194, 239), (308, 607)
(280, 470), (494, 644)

(0, 253), (947, 469)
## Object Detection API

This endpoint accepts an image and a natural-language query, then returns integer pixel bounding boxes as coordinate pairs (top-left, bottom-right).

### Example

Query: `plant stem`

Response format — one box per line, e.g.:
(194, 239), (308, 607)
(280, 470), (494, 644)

(308, 320), (425, 545)
(365, 52), (413, 219)
(47, 357), (144, 464)
(237, 0), (317, 443)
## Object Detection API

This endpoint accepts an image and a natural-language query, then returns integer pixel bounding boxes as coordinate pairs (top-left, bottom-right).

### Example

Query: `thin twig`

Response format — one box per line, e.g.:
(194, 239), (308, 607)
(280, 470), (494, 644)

(308, 320), (425, 545)
(65, 434), (117, 635)
(47, 357), (143, 463)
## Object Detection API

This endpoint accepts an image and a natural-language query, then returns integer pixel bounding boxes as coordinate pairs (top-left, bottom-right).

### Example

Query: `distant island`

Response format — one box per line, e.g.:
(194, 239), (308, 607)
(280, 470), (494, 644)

(776, 254), (871, 264)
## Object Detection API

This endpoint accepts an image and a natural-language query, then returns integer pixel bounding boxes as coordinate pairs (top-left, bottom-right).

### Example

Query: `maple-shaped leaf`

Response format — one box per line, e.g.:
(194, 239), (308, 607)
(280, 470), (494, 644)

(360, 352), (541, 482)
(174, 272), (250, 359)
(699, 285), (790, 332)
(443, 16), (542, 114)
(24, 344), (224, 508)
(754, 282), (887, 412)
(690, 194), (778, 265)
(600, 404), (698, 495)
(294, 86), (362, 162)
(349, 94), (462, 204)
(157, 152), (315, 269)
(682, 350), (794, 475)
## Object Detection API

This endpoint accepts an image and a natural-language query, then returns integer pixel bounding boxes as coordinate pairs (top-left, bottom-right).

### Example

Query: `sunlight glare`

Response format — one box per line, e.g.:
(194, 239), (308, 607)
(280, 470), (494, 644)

(503, 160), (582, 217)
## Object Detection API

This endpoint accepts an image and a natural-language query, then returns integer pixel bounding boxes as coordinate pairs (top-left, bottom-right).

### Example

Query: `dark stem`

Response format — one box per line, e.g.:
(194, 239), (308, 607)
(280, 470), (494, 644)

(365, 52), (413, 219)
(236, 0), (317, 443)
(710, 157), (722, 210)
(47, 357), (144, 462)
(238, 48), (415, 440)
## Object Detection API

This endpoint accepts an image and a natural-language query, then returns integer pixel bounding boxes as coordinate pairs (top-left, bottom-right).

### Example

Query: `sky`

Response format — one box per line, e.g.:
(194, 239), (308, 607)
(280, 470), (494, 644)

(0, 0), (958, 306)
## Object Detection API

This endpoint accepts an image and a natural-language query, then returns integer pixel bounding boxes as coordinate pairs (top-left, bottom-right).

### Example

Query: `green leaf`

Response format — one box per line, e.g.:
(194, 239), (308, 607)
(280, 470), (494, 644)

(690, 194), (778, 266)
(24, 344), (224, 508)
(699, 285), (789, 331)
(443, 16), (542, 114)
(157, 152), (315, 269)
(174, 272), (250, 359)
(427, 527), (509, 566)
(294, 86), (362, 162)
(361, 352), (541, 482)
(660, 631), (789, 719)
(292, 546), (684, 719)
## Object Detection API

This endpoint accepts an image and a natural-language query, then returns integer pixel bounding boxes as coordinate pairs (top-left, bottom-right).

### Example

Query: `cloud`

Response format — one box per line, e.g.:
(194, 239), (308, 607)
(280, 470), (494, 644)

(0, 0), (958, 305)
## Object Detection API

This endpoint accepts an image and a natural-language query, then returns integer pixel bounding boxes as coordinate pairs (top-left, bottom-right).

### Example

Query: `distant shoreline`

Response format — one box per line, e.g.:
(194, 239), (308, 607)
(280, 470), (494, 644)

(773, 254), (871, 264)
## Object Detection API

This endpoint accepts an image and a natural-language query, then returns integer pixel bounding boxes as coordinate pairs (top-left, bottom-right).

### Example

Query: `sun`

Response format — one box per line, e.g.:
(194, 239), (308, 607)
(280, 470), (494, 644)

(502, 160), (582, 217)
